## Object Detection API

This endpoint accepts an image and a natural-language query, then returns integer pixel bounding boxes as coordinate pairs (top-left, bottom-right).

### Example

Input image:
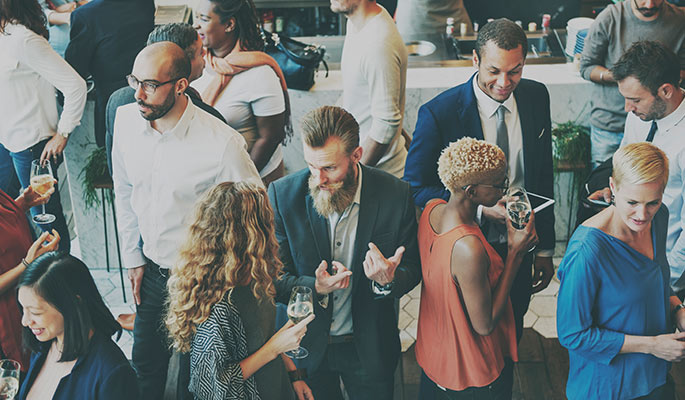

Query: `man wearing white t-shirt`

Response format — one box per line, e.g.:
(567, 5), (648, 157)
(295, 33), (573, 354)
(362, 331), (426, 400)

(333, 0), (408, 178)
(613, 42), (685, 294)
(112, 42), (260, 398)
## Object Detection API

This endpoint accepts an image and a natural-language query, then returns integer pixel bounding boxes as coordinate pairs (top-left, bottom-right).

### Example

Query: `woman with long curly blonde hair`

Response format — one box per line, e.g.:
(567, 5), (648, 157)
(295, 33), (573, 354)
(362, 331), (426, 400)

(166, 181), (314, 400)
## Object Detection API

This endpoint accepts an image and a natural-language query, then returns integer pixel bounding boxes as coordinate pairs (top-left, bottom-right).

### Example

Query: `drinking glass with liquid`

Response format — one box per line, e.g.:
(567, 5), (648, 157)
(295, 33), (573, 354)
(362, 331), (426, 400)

(285, 286), (313, 359)
(0, 359), (20, 400)
(506, 186), (535, 252)
(30, 159), (56, 225)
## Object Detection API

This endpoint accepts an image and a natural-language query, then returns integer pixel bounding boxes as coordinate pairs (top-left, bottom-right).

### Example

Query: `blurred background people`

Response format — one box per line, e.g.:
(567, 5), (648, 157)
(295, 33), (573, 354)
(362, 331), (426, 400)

(193, 0), (291, 185)
(395, 0), (472, 37)
(416, 138), (536, 399)
(558, 142), (685, 399)
(0, 0), (87, 253)
(0, 186), (59, 372)
(579, 0), (685, 168)
(65, 0), (154, 147)
(17, 252), (138, 399)
(166, 181), (314, 400)
(38, 0), (88, 57)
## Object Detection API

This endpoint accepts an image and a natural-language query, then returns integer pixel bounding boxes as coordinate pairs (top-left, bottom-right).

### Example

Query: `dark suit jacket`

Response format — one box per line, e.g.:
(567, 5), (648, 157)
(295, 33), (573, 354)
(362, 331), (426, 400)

(65, 0), (154, 147)
(104, 86), (226, 175)
(404, 74), (555, 251)
(267, 165), (421, 377)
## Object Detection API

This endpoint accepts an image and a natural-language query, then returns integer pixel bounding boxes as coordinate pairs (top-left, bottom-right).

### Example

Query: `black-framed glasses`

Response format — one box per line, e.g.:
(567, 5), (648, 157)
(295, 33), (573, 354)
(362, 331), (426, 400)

(461, 177), (509, 191)
(126, 74), (181, 95)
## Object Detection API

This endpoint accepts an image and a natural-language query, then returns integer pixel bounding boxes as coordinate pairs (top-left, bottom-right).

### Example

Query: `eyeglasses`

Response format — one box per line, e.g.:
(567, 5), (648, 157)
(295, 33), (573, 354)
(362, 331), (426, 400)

(126, 74), (181, 95)
(461, 177), (509, 191)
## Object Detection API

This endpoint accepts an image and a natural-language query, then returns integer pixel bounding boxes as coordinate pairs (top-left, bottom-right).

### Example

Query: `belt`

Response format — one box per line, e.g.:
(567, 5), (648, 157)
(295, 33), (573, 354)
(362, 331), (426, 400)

(328, 334), (354, 344)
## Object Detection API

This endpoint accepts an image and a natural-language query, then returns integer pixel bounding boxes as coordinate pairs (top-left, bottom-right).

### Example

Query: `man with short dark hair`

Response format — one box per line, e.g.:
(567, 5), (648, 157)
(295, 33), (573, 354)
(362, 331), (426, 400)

(268, 105), (421, 399)
(579, 0), (685, 168)
(592, 41), (685, 294)
(404, 18), (555, 345)
(105, 22), (225, 174)
(112, 41), (260, 398)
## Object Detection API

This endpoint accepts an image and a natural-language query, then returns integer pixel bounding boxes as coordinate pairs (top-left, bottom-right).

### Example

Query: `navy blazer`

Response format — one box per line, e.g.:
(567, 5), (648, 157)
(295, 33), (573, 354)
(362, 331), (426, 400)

(404, 74), (555, 251)
(18, 333), (138, 400)
(267, 165), (421, 377)
(65, 0), (154, 147)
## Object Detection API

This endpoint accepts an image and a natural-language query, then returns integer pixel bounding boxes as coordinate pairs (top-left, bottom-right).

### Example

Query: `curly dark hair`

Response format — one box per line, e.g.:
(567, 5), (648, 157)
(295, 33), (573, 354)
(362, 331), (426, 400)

(210, 0), (263, 51)
(0, 0), (48, 39)
(475, 18), (528, 61)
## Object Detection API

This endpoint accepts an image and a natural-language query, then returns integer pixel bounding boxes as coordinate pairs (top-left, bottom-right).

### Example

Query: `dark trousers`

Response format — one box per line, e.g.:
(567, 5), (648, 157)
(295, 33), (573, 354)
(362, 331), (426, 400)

(424, 359), (514, 400)
(132, 262), (171, 399)
(0, 139), (70, 253)
(634, 376), (675, 400)
(306, 341), (394, 400)
(492, 242), (533, 342)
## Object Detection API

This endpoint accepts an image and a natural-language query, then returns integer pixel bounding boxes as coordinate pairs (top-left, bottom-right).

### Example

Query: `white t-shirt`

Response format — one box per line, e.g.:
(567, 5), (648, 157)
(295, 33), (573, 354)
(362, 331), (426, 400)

(192, 65), (286, 177)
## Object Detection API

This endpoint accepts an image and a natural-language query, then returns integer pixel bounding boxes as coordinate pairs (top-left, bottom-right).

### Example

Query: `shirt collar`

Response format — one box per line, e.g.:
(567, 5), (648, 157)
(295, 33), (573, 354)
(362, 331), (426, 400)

(656, 90), (685, 133)
(472, 73), (515, 118)
(142, 94), (195, 139)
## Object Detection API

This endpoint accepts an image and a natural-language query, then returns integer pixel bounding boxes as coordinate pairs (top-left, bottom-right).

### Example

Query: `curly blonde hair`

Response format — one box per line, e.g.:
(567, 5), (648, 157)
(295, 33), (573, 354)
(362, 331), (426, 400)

(166, 181), (283, 352)
(438, 137), (507, 193)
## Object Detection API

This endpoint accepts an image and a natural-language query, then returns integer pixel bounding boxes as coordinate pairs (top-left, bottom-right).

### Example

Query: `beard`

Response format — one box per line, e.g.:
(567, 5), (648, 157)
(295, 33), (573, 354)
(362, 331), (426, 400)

(308, 165), (358, 218)
(641, 96), (668, 121)
(137, 91), (176, 121)
(633, 0), (661, 17)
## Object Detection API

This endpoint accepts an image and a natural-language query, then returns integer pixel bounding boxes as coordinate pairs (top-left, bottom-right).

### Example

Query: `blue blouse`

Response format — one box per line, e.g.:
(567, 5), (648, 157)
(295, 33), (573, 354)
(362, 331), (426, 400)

(557, 206), (672, 400)
(18, 332), (138, 400)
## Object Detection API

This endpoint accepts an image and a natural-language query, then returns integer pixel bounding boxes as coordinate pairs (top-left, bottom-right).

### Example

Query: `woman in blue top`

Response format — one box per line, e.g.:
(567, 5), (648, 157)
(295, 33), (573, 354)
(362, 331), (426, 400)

(17, 252), (138, 400)
(558, 142), (685, 400)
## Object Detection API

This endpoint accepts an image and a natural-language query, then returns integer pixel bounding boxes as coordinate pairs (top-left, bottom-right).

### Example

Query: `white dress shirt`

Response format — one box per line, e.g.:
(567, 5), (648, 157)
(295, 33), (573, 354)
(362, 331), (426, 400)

(621, 92), (685, 289)
(112, 97), (261, 269)
(0, 23), (86, 152)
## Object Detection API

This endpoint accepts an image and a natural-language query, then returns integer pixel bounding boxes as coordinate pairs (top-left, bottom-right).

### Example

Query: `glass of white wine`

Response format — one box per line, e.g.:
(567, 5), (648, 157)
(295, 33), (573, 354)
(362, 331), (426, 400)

(0, 359), (20, 400)
(30, 159), (56, 225)
(285, 286), (313, 359)
(506, 186), (535, 252)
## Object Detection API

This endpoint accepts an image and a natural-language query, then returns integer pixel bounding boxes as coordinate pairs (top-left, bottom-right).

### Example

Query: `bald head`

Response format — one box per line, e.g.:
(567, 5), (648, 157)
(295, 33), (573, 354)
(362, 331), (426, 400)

(134, 41), (191, 82)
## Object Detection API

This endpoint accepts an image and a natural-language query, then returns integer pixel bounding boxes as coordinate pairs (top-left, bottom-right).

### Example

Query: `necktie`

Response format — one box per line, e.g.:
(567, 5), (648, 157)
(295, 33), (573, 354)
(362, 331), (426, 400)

(645, 120), (658, 142)
(496, 105), (509, 159)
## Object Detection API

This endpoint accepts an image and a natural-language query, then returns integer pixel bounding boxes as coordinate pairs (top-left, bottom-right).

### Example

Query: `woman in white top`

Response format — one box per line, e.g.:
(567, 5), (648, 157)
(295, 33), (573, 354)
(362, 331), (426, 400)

(0, 0), (87, 252)
(193, 0), (291, 185)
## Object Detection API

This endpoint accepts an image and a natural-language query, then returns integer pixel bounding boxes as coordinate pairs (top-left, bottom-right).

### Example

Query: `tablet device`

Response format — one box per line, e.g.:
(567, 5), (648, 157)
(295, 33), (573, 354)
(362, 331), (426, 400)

(528, 192), (555, 213)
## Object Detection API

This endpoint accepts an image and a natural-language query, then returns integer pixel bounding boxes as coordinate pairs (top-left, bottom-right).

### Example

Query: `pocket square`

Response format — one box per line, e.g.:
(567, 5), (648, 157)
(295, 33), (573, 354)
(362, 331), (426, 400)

(538, 128), (545, 139)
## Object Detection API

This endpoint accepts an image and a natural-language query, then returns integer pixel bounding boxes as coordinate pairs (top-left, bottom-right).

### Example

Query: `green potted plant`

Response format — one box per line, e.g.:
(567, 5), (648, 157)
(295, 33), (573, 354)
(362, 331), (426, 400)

(79, 146), (112, 209)
(552, 121), (591, 173)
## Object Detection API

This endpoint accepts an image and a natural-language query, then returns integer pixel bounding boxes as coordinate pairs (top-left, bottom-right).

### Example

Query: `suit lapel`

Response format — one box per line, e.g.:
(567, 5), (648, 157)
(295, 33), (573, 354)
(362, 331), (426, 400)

(514, 83), (536, 187)
(352, 166), (378, 287)
(305, 193), (331, 264)
(460, 74), (485, 141)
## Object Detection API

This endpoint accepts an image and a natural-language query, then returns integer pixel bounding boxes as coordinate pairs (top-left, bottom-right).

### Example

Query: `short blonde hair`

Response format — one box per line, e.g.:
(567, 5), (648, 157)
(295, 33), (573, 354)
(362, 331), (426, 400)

(612, 142), (669, 190)
(438, 137), (507, 193)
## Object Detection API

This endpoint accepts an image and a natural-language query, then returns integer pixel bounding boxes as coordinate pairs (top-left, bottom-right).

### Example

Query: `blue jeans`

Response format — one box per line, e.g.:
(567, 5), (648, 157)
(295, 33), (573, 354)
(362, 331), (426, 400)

(590, 125), (623, 169)
(0, 140), (71, 253)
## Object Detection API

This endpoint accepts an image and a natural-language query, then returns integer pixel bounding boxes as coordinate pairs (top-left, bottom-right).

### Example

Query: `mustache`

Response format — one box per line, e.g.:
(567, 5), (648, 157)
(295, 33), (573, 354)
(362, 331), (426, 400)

(137, 100), (152, 108)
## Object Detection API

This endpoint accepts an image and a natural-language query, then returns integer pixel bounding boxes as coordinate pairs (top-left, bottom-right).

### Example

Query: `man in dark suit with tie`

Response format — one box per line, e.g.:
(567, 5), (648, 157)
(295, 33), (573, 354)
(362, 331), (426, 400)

(268, 106), (421, 399)
(404, 18), (555, 342)
(65, 0), (154, 147)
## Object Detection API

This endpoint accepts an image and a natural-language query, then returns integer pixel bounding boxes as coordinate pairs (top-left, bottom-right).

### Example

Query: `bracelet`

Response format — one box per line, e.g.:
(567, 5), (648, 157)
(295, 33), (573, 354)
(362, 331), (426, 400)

(599, 71), (605, 83)
(21, 258), (30, 268)
(288, 368), (307, 382)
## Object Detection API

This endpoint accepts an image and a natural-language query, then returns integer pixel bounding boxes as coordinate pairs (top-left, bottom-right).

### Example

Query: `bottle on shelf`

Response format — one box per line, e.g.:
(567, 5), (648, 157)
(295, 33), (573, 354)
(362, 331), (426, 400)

(262, 10), (274, 33)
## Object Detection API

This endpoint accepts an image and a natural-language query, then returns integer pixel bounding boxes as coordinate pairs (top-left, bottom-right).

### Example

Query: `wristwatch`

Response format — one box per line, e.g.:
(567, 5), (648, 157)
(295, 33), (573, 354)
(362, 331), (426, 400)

(57, 130), (70, 139)
(288, 368), (307, 383)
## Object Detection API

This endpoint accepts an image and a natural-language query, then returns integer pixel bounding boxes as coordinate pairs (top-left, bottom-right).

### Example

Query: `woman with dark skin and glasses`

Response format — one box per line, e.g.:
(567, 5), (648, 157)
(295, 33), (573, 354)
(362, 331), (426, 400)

(415, 137), (537, 399)
(192, 0), (291, 185)
(558, 142), (685, 399)
(17, 253), (137, 399)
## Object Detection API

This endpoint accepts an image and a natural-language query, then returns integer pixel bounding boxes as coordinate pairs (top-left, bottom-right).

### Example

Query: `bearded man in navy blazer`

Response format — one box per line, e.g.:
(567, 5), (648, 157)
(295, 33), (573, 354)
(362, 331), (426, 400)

(404, 18), (555, 342)
(268, 106), (421, 399)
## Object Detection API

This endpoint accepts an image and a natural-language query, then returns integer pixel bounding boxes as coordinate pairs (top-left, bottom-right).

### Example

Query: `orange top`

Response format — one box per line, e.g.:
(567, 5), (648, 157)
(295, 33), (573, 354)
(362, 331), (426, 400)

(415, 200), (518, 391)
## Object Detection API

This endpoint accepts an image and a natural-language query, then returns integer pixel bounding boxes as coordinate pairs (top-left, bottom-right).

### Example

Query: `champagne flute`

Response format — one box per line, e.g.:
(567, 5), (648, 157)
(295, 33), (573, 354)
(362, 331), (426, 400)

(0, 360), (20, 400)
(285, 286), (313, 359)
(30, 159), (56, 225)
(506, 186), (535, 252)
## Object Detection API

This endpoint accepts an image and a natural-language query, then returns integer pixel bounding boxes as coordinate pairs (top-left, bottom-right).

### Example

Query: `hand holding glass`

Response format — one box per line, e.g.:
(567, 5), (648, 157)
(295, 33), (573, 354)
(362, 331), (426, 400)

(0, 360), (20, 400)
(30, 160), (56, 224)
(285, 286), (313, 359)
(506, 187), (536, 252)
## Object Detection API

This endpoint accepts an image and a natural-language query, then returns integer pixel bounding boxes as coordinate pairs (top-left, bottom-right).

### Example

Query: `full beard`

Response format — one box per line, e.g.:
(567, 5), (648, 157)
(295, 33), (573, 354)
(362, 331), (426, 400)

(308, 168), (358, 218)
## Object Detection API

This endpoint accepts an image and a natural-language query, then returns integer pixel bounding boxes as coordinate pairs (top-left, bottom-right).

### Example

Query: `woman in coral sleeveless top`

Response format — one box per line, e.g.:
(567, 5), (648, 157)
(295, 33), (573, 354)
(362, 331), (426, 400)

(415, 137), (538, 399)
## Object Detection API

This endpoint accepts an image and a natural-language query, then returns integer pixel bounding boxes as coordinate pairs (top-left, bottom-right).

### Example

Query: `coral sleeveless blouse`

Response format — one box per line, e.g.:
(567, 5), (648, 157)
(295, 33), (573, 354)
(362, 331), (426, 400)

(415, 200), (518, 391)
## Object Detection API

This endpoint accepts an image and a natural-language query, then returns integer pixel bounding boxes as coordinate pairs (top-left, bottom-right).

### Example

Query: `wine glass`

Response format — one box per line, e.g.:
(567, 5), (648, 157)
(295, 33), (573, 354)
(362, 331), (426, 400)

(30, 159), (56, 225)
(285, 286), (313, 359)
(506, 186), (535, 252)
(0, 359), (20, 400)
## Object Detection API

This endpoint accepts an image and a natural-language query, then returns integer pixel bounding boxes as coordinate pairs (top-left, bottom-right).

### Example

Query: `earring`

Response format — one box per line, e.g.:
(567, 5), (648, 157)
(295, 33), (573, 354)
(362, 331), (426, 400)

(610, 193), (615, 206)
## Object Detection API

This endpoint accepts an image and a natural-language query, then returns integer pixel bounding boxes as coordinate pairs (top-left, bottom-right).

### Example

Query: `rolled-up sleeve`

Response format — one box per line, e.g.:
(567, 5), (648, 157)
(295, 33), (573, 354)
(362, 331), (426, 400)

(20, 30), (86, 136)
(579, 10), (610, 81)
(557, 246), (625, 365)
